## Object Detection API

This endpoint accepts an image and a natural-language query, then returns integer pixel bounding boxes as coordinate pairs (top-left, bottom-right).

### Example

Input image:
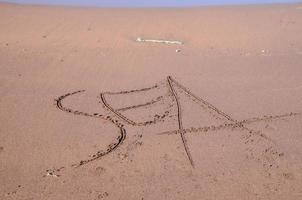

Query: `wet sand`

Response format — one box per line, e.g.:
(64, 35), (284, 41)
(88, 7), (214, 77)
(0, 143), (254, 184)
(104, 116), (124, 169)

(1, 2), (302, 200)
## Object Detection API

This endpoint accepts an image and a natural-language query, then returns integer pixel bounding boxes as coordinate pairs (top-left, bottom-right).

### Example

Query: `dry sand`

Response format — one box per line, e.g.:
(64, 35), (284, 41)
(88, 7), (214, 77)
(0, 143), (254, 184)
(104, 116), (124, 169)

(1, 2), (302, 200)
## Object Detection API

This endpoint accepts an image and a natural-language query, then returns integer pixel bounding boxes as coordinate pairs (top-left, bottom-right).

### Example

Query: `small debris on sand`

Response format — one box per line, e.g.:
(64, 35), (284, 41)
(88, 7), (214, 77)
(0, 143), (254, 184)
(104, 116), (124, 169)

(136, 37), (183, 45)
(45, 171), (60, 177)
(44, 167), (64, 178)
(98, 192), (109, 199)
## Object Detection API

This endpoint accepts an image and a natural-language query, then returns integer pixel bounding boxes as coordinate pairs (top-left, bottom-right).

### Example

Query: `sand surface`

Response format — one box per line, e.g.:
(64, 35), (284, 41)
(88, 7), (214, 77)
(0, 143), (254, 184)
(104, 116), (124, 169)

(1, 2), (302, 200)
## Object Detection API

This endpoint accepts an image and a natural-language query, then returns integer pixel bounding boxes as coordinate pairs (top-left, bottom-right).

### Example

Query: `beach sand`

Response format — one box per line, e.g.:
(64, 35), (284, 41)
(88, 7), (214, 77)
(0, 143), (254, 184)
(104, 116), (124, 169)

(0, 2), (302, 199)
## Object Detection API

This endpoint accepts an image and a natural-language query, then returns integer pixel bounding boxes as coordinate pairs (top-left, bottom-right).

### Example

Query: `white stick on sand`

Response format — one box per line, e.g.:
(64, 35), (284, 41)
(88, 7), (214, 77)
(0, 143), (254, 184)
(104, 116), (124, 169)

(136, 37), (183, 45)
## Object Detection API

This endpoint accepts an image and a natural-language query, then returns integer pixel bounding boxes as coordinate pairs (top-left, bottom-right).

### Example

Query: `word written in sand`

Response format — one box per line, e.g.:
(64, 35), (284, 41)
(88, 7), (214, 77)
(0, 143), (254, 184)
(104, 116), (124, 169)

(55, 76), (300, 168)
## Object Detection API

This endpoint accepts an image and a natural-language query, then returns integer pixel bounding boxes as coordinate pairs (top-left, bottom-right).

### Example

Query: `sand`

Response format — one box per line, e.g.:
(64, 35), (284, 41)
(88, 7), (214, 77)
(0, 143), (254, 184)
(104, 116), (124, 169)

(0, 2), (302, 200)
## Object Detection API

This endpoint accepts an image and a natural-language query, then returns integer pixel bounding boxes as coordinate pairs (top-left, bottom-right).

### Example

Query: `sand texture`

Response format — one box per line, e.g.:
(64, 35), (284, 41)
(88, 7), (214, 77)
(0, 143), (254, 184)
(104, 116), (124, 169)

(1, 2), (302, 200)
